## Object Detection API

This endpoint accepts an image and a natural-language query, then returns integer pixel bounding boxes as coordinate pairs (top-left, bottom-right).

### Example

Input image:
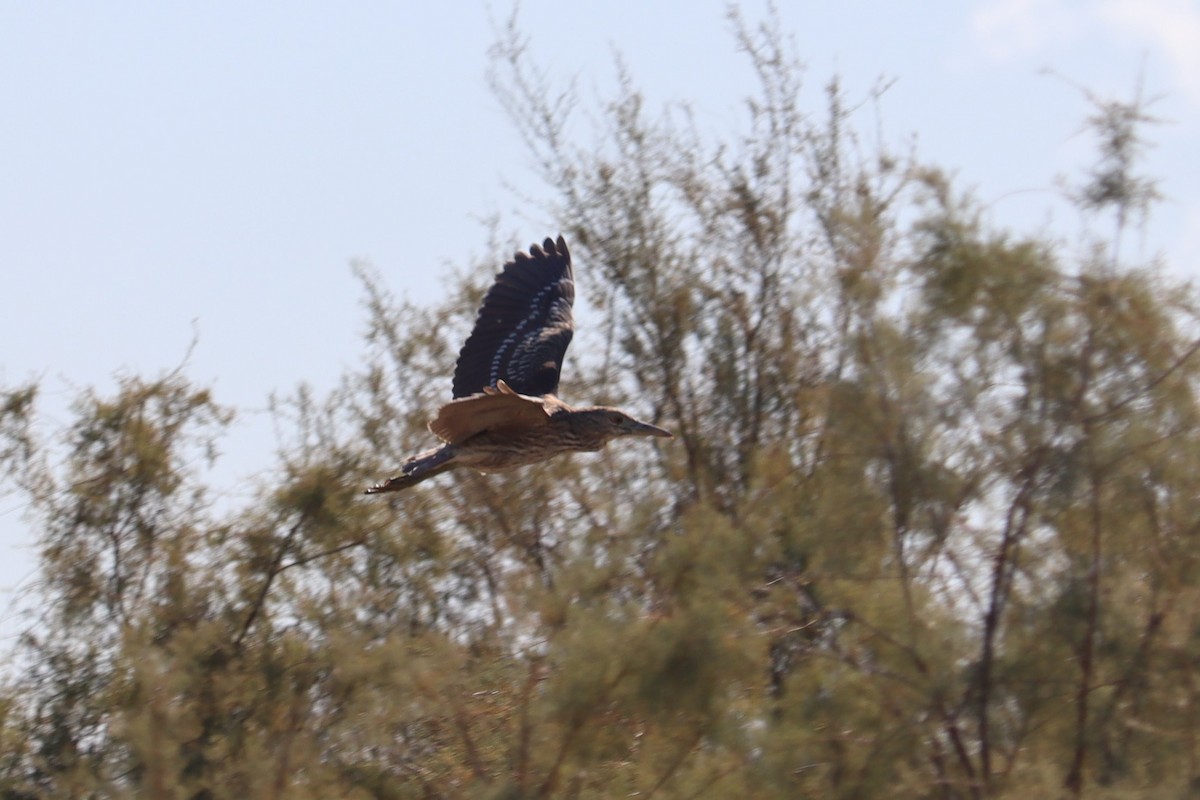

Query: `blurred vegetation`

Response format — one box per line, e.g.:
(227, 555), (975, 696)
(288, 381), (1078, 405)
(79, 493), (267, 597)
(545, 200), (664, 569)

(1, 9), (1197, 799)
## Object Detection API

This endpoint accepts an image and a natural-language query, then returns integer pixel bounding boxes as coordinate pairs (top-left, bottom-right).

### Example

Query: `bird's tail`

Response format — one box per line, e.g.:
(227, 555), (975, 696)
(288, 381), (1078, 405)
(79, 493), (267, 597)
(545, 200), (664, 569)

(365, 445), (456, 494)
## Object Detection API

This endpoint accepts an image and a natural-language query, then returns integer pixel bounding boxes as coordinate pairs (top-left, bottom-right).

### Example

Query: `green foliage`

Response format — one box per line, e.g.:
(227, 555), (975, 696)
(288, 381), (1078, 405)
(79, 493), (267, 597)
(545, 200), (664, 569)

(0, 9), (1196, 799)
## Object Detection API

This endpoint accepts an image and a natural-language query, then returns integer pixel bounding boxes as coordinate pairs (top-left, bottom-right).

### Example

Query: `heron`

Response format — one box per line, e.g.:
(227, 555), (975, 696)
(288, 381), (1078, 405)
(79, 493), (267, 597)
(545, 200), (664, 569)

(366, 235), (672, 494)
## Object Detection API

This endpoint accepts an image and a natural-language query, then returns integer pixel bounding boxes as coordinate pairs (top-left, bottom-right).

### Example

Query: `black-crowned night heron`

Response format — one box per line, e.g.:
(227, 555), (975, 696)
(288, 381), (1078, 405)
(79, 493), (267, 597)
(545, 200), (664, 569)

(366, 236), (672, 494)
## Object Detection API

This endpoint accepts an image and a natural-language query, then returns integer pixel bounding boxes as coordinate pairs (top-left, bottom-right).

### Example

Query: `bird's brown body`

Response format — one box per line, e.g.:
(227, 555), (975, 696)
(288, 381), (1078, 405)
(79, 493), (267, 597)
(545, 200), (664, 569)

(452, 407), (625, 469)
(366, 237), (671, 494)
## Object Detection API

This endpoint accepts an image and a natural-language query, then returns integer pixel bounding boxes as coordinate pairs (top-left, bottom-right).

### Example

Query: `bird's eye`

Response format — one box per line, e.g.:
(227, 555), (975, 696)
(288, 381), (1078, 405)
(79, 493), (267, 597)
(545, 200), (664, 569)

(610, 413), (624, 425)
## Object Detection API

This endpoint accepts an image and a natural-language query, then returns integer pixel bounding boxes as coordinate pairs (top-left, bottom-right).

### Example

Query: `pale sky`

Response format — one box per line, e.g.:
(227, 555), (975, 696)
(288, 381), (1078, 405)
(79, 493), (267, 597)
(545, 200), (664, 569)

(2, 0), (1197, 641)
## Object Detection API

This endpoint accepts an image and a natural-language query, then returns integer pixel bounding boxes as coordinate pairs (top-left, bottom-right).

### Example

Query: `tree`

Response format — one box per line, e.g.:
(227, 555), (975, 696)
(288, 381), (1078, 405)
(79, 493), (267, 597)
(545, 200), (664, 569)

(1, 8), (1196, 798)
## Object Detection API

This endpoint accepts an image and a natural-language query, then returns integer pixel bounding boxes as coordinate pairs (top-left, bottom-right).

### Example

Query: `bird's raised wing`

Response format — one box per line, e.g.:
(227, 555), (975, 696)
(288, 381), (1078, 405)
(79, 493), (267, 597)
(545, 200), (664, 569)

(429, 381), (553, 444)
(451, 236), (575, 399)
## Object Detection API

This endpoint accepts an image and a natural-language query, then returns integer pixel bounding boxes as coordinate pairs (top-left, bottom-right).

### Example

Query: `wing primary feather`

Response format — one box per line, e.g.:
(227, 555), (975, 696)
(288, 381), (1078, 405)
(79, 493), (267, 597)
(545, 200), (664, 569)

(451, 236), (575, 399)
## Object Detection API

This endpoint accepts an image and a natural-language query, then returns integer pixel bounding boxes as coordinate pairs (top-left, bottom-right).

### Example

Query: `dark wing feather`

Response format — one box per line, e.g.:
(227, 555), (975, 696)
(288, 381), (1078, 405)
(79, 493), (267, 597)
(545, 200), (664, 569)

(451, 235), (575, 398)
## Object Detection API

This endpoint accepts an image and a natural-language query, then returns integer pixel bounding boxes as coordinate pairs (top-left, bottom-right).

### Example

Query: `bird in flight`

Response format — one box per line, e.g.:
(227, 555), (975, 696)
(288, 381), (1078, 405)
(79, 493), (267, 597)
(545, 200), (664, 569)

(366, 236), (672, 494)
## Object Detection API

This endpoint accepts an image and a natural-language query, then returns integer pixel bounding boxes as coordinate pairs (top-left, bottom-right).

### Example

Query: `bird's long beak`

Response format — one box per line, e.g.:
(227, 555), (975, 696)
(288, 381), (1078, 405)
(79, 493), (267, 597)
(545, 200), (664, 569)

(631, 419), (674, 438)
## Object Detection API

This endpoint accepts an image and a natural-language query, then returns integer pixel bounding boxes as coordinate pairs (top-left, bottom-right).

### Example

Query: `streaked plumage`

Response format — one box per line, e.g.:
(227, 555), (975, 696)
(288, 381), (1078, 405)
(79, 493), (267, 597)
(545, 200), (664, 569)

(366, 236), (671, 494)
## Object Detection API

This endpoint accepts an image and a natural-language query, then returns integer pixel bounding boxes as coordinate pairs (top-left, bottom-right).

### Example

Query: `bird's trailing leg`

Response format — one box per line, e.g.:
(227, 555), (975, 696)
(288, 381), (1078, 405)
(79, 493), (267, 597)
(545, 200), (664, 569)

(365, 445), (458, 494)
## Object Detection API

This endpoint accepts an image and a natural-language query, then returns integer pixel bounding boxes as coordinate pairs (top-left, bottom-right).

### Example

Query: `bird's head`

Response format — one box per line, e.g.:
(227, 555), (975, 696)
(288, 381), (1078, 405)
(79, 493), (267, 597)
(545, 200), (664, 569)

(578, 407), (674, 442)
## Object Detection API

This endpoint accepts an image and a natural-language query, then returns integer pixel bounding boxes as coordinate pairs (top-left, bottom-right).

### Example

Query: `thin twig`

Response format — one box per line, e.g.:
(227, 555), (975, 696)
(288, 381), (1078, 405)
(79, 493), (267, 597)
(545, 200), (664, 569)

(234, 510), (309, 649)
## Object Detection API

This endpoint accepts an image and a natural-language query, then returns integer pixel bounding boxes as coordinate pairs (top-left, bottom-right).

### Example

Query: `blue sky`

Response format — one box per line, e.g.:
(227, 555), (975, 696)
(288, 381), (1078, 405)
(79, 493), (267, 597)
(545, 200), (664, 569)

(2, 0), (1198, 640)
